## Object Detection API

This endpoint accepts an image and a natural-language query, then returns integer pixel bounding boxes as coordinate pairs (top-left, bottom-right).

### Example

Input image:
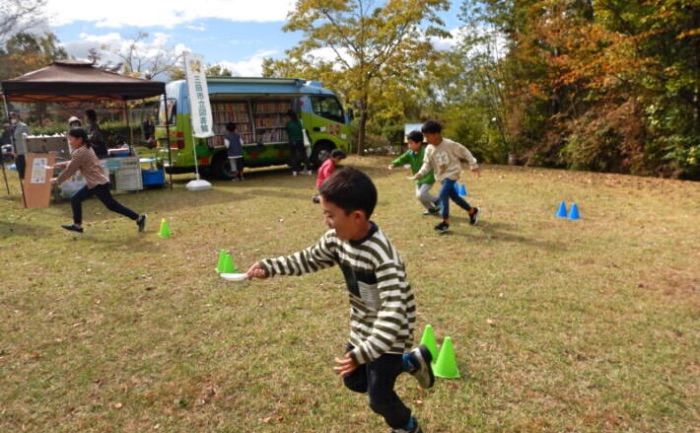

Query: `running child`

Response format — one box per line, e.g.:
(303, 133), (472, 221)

(246, 167), (434, 433)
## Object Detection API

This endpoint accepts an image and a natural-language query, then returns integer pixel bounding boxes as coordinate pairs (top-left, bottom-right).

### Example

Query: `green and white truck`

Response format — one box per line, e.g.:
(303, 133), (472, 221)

(154, 76), (352, 179)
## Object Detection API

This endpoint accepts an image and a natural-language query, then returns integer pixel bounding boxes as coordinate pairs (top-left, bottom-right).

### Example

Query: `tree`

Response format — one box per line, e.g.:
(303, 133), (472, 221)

(0, 31), (67, 80)
(0, 31), (67, 125)
(459, 0), (700, 178)
(0, 0), (46, 48)
(270, 0), (451, 154)
(206, 64), (234, 77)
(102, 31), (183, 80)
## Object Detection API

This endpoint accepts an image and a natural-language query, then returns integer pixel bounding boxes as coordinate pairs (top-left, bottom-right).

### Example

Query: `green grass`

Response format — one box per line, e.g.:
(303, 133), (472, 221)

(1, 156), (698, 433)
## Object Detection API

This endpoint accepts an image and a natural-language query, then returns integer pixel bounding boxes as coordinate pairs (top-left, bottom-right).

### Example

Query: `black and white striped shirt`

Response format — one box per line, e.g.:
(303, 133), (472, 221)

(261, 223), (416, 364)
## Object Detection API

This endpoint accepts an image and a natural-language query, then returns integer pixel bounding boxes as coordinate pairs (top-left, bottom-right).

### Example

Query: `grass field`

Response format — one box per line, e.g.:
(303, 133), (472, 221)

(1, 156), (698, 433)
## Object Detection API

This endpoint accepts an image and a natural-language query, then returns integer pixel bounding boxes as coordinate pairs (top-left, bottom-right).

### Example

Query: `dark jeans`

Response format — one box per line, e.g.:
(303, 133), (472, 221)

(289, 140), (310, 172)
(439, 178), (472, 220)
(15, 154), (26, 180)
(71, 183), (139, 225)
(342, 344), (411, 430)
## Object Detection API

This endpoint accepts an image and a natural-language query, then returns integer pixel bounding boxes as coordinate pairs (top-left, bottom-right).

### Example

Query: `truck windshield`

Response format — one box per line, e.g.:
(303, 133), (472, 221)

(310, 95), (345, 124)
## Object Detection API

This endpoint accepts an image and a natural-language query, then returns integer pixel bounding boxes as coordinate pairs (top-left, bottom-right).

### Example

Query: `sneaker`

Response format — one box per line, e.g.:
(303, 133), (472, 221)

(137, 214), (147, 232)
(433, 222), (449, 234)
(423, 207), (440, 216)
(469, 207), (480, 225)
(391, 425), (423, 433)
(292, 171), (298, 176)
(306, 170), (313, 176)
(390, 417), (423, 433)
(61, 224), (83, 233)
(407, 345), (435, 389)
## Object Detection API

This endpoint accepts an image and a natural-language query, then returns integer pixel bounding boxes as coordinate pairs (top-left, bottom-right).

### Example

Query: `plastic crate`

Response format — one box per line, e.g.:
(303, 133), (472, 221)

(142, 169), (165, 186)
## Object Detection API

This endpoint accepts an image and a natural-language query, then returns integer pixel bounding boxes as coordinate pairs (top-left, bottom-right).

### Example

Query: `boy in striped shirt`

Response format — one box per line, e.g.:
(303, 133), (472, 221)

(246, 167), (434, 433)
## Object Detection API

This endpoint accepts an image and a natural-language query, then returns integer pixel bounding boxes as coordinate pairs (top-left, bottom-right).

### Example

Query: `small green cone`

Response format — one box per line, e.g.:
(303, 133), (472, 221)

(158, 218), (172, 238)
(225, 252), (237, 273)
(420, 324), (439, 363)
(216, 249), (228, 273)
(433, 336), (460, 379)
(217, 250), (238, 274)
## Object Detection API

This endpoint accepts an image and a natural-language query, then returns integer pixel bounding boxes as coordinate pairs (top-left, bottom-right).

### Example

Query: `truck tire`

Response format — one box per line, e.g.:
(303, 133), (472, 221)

(309, 141), (336, 168)
(211, 153), (234, 179)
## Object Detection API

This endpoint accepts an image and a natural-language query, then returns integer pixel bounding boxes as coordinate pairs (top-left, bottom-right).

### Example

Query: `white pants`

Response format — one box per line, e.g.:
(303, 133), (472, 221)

(415, 183), (438, 210)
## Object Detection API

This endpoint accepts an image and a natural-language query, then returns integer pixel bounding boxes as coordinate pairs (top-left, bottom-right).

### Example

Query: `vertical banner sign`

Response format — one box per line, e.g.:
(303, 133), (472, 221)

(184, 52), (214, 138)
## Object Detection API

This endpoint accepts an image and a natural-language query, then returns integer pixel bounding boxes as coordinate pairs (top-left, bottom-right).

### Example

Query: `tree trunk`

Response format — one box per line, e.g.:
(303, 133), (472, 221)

(356, 94), (369, 156)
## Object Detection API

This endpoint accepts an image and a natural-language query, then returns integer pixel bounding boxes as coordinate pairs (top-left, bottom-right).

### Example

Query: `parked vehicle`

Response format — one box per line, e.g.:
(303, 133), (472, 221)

(154, 76), (352, 179)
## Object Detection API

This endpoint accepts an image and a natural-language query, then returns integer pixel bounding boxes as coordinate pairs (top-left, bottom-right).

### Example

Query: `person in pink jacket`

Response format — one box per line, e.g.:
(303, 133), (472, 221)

(50, 128), (146, 234)
(312, 149), (346, 203)
(412, 119), (481, 234)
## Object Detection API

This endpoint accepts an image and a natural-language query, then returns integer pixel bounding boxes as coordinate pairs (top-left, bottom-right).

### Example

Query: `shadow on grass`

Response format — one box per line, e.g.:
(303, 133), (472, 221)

(446, 219), (568, 252)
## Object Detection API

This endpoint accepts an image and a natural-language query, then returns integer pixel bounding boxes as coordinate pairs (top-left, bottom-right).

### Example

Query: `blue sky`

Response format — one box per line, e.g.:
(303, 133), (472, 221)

(43, 0), (465, 77)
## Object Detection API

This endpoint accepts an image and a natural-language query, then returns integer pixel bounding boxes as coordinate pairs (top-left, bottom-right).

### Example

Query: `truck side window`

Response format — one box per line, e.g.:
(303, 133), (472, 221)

(310, 96), (344, 123)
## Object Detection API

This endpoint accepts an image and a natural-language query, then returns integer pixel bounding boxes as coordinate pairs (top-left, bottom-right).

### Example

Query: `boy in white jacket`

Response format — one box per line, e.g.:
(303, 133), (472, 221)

(412, 119), (481, 234)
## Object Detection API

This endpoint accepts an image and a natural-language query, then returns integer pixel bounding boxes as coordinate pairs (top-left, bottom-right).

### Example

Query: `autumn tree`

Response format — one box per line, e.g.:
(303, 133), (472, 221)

(0, 31), (67, 80)
(268, 0), (451, 154)
(0, 31), (67, 124)
(460, 0), (699, 178)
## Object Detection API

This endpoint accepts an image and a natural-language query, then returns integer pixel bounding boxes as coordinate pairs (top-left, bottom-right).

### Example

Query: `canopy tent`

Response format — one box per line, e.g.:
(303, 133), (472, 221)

(0, 60), (171, 196)
(1, 60), (166, 102)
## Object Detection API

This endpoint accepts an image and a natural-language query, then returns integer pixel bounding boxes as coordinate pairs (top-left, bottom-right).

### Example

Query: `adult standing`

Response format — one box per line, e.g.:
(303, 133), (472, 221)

(85, 109), (108, 159)
(1, 123), (12, 146)
(285, 109), (311, 176)
(9, 112), (30, 180)
(142, 115), (155, 147)
(68, 116), (82, 129)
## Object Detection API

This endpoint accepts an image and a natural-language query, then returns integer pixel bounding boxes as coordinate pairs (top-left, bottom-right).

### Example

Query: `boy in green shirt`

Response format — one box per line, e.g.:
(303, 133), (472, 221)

(388, 130), (440, 215)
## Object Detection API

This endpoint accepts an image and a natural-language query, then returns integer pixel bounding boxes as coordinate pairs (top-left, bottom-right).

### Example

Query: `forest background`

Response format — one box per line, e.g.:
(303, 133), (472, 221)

(1, 0), (699, 180)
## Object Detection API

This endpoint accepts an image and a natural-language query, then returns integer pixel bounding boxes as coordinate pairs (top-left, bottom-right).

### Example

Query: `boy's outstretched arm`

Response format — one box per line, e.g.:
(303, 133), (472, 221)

(246, 262), (268, 279)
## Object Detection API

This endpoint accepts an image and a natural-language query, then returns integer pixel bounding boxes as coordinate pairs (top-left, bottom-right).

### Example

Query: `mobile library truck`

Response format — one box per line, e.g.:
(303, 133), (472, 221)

(154, 76), (352, 179)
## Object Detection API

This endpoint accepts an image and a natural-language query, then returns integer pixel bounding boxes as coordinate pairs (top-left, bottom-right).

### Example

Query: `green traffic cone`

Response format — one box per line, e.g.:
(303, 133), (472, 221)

(433, 336), (460, 379)
(216, 249), (228, 273)
(158, 218), (172, 238)
(420, 324), (439, 363)
(217, 250), (238, 273)
(226, 252), (238, 273)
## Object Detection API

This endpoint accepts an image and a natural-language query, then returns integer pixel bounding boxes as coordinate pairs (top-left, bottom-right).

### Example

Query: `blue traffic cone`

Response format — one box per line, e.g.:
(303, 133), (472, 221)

(556, 201), (568, 218)
(568, 203), (580, 220)
(458, 183), (467, 196)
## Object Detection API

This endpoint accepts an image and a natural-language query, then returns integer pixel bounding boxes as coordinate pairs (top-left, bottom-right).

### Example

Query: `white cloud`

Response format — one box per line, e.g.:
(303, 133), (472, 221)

(218, 49), (278, 77)
(45, 0), (296, 28)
